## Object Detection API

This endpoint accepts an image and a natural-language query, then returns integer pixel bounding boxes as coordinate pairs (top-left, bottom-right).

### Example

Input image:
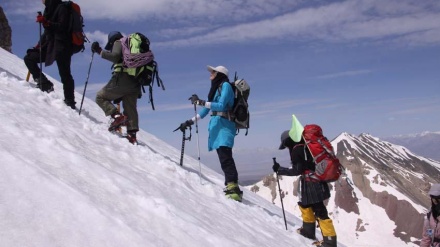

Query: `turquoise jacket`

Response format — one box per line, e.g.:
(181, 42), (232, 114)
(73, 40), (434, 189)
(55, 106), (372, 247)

(199, 82), (236, 151)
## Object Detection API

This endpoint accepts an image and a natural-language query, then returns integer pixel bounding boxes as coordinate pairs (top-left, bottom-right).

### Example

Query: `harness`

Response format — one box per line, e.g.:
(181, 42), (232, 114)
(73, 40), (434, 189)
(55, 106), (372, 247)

(211, 111), (232, 120)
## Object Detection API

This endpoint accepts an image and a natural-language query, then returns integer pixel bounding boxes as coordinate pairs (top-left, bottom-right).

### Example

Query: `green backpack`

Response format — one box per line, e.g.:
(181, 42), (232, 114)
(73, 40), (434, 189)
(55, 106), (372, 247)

(121, 33), (165, 110)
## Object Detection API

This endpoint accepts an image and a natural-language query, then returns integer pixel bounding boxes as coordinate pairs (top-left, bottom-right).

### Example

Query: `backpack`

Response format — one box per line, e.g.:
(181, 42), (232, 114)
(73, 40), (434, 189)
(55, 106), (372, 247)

(63, 1), (87, 54)
(218, 73), (250, 135)
(302, 124), (343, 182)
(120, 33), (165, 110)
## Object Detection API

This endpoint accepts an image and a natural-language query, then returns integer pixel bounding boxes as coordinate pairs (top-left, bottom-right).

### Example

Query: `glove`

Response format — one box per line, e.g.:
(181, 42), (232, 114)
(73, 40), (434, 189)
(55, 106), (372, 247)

(36, 15), (45, 23)
(91, 41), (102, 54)
(26, 44), (39, 54)
(178, 119), (194, 132)
(36, 15), (49, 27)
(272, 161), (280, 173)
(188, 94), (206, 106)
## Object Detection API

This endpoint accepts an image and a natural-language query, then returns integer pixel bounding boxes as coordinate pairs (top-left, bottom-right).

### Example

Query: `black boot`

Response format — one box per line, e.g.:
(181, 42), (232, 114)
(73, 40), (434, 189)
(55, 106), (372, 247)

(64, 99), (76, 109)
(322, 236), (337, 247)
(38, 77), (54, 93)
(297, 222), (316, 240)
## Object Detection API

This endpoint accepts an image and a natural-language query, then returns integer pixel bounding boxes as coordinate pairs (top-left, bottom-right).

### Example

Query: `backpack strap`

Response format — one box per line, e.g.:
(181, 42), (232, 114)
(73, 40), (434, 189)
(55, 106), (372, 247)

(294, 143), (321, 183)
(217, 82), (234, 111)
(140, 61), (165, 111)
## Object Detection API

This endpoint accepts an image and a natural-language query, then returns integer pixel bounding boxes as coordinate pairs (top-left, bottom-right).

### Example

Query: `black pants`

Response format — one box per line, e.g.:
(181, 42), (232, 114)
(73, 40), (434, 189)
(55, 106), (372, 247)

(24, 49), (75, 102)
(298, 201), (330, 220)
(216, 146), (238, 185)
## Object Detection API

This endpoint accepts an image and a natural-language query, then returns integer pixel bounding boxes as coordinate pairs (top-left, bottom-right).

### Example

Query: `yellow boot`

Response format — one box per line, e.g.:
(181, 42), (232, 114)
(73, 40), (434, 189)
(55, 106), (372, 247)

(224, 182), (243, 202)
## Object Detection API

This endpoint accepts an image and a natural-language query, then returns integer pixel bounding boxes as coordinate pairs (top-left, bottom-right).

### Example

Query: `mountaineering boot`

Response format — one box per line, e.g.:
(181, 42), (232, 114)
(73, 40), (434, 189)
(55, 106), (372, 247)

(298, 206), (317, 239)
(318, 218), (337, 247)
(64, 99), (76, 109)
(34, 78), (41, 89)
(41, 82), (54, 93)
(224, 182), (243, 202)
(296, 221), (316, 240)
(127, 131), (137, 145)
(108, 113), (128, 132)
(321, 236), (337, 247)
(35, 77), (54, 93)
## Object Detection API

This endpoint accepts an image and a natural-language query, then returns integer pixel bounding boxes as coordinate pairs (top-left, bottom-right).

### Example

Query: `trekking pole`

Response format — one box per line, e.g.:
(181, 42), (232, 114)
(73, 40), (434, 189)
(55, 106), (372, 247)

(178, 126), (192, 166)
(78, 52), (94, 115)
(273, 157), (288, 230)
(38, 11), (42, 88)
(194, 104), (202, 184)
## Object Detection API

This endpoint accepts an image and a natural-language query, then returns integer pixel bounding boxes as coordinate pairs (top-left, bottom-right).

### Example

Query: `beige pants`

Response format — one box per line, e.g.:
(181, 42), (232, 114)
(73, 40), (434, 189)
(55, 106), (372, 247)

(96, 72), (140, 132)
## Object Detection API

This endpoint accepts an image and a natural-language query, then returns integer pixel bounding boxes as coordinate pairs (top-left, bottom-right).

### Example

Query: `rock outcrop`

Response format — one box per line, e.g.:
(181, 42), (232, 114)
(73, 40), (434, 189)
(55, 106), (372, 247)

(0, 7), (12, 53)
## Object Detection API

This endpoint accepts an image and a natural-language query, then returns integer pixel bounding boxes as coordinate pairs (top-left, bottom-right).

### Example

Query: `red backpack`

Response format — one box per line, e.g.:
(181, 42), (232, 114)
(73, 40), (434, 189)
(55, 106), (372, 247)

(302, 124), (343, 182)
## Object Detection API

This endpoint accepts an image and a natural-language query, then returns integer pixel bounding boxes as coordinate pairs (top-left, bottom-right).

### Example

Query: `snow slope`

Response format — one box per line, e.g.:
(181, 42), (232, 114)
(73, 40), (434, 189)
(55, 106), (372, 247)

(0, 48), (346, 247)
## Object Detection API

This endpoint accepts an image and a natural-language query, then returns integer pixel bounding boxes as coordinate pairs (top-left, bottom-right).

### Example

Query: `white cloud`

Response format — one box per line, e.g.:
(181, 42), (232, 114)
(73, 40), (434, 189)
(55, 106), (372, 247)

(316, 70), (372, 79)
(79, 0), (304, 22)
(84, 30), (109, 47)
(6, 0), (440, 47)
(153, 0), (440, 47)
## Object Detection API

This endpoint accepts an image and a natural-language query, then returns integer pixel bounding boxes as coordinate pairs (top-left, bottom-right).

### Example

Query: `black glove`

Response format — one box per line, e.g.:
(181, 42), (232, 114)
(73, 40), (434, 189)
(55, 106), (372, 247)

(91, 41), (102, 54)
(188, 94), (206, 106)
(272, 161), (280, 173)
(178, 119), (194, 132)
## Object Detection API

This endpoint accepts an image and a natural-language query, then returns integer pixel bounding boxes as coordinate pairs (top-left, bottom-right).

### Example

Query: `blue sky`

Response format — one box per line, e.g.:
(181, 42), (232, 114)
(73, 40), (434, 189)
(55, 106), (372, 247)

(3, 0), (440, 173)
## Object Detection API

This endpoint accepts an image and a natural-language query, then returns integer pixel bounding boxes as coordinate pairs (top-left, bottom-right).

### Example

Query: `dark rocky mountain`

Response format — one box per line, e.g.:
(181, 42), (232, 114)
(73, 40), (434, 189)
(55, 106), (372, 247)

(248, 132), (440, 246)
(0, 7), (12, 53)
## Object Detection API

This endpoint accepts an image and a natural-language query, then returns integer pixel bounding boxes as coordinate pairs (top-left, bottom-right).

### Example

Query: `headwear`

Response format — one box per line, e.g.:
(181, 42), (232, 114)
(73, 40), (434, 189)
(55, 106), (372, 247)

(207, 65), (229, 77)
(206, 65), (229, 102)
(43, 0), (62, 19)
(429, 184), (440, 197)
(105, 31), (123, 51)
(279, 130), (290, 150)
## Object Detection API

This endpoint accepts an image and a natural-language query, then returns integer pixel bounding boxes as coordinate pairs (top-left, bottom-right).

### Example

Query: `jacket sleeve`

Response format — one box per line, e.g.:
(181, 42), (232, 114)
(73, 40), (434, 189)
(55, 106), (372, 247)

(198, 107), (210, 119)
(277, 146), (307, 176)
(209, 82), (234, 112)
(277, 166), (302, 176)
(101, 41), (123, 64)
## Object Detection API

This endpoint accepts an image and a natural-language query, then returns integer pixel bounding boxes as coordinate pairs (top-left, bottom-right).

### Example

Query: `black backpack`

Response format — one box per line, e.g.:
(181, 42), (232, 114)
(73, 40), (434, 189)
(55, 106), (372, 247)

(63, 1), (87, 54)
(139, 60), (164, 110)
